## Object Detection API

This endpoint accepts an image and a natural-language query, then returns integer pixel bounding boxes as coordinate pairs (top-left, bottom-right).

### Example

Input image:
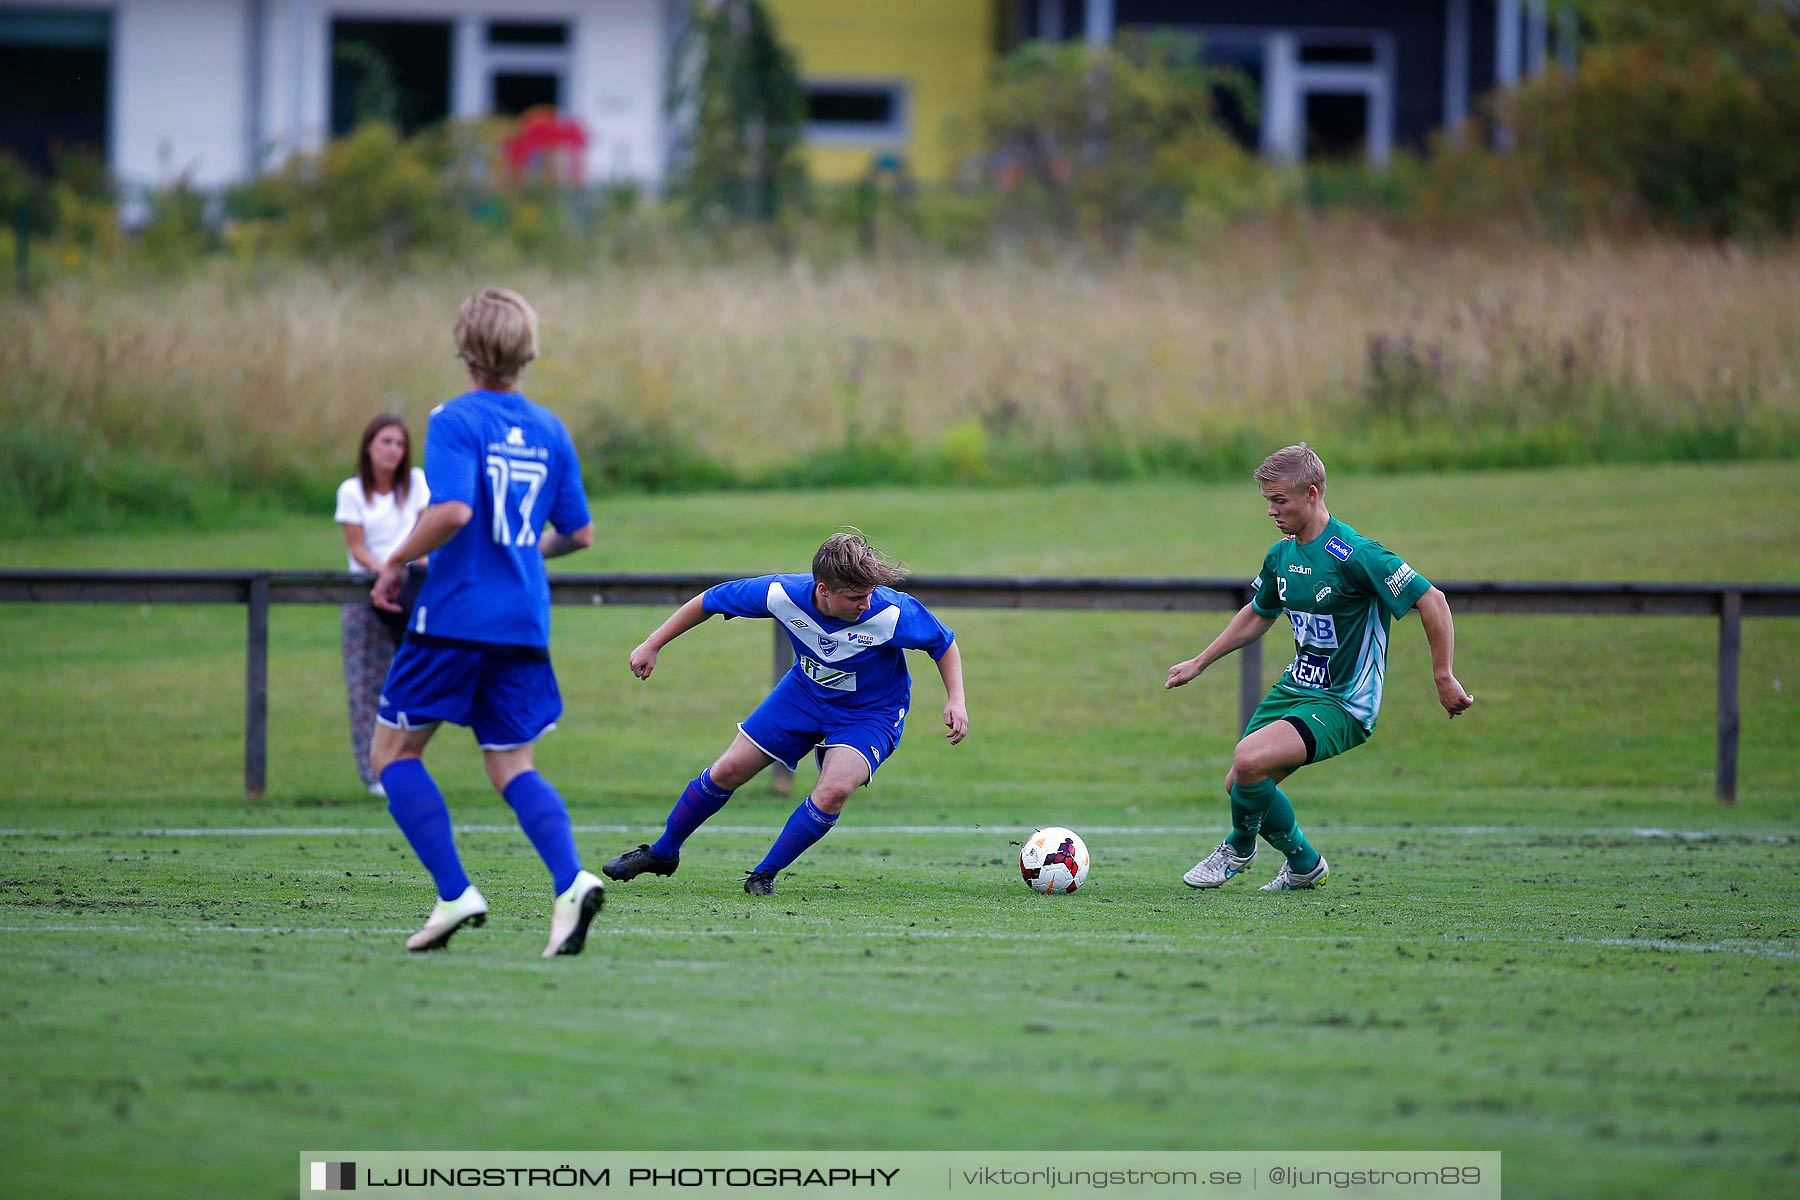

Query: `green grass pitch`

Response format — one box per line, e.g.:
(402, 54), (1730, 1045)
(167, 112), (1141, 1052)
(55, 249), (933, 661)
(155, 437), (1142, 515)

(2, 463), (1797, 1199)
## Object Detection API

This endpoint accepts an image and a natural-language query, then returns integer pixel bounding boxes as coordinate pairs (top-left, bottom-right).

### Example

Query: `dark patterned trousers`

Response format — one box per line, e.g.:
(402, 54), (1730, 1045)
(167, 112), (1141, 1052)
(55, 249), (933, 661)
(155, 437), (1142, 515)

(341, 602), (397, 788)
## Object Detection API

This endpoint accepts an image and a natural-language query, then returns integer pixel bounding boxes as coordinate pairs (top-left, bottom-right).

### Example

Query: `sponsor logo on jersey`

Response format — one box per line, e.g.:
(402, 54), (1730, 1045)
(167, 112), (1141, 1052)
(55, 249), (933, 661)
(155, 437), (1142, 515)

(1288, 564), (1313, 575)
(1315, 585), (1333, 603)
(487, 437), (549, 460)
(790, 619), (810, 630)
(1291, 651), (1332, 689)
(1286, 610), (1340, 649)
(1385, 563), (1417, 597)
(1324, 536), (1354, 561)
(845, 630), (879, 646)
(798, 655), (856, 691)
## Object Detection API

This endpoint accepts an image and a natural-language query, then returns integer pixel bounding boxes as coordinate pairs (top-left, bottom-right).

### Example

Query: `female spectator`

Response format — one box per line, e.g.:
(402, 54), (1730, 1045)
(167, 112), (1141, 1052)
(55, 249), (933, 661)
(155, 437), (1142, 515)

(335, 415), (429, 795)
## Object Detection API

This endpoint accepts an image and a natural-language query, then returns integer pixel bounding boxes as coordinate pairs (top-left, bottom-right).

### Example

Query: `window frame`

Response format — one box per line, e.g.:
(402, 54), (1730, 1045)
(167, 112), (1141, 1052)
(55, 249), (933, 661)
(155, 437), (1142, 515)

(801, 77), (910, 147)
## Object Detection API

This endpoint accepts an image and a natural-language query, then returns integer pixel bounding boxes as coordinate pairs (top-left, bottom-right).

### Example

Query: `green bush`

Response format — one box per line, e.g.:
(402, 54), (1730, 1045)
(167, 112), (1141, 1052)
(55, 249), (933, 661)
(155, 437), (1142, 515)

(1501, 0), (1800, 236)
(972, 33), (1265, 248)
(227, 122), (480, 263)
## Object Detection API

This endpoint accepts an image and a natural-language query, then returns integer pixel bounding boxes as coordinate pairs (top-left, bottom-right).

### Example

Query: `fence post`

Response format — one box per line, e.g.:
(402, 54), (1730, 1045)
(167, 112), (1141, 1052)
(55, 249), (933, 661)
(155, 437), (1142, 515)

(770, 624), (794, 796)
(1717, 590), (1742, 806)
(245, 574), (270, 802)
(1238, 589), (1262, 732)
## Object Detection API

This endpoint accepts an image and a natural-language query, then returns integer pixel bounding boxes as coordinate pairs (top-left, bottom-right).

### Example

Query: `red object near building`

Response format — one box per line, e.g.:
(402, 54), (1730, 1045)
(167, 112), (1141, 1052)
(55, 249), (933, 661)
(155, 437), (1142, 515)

(503, 108), (589, 185)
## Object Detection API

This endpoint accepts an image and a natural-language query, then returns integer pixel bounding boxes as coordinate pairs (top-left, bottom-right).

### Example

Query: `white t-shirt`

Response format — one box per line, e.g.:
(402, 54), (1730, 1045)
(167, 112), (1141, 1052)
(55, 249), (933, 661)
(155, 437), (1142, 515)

(335, 469), (431, 574)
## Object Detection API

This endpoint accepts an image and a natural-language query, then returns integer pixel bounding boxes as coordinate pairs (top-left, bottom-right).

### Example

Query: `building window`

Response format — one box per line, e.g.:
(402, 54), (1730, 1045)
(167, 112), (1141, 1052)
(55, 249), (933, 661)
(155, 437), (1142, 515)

(485, 19), (571, 116)
(1299, 42), (1376, 65)
(494, 72), (560, 114)
(804, 81), (908, 145)
(330, 19), (452, 137)
(0, 7), (111, 172)
(488, 22), (568, 47)
(1198, 36), (1264, 153)
(1304, 92), (1371, 160)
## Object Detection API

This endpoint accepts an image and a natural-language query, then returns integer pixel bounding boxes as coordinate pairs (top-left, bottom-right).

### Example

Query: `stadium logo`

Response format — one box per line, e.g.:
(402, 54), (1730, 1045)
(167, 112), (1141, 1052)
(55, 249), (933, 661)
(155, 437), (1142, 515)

(310, 1162), (356, 1191)
(1288, 564), (1312, 574)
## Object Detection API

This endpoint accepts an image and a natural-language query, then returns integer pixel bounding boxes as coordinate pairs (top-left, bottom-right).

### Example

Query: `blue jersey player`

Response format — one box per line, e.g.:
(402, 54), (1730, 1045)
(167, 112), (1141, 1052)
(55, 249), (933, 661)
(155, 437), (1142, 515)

(369, 287), (606, 957)
(602, 532), (969, 896)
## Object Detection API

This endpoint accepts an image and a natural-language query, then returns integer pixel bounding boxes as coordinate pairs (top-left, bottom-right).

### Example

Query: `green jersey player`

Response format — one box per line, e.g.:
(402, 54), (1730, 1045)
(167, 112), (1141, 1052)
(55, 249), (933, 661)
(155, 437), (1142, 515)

(1165, 443), (1474, 890)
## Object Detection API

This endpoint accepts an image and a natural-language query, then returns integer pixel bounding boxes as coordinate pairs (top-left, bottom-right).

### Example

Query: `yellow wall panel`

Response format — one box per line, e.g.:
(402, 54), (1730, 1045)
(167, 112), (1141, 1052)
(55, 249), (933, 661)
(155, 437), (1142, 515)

(764, 0), (994, 182)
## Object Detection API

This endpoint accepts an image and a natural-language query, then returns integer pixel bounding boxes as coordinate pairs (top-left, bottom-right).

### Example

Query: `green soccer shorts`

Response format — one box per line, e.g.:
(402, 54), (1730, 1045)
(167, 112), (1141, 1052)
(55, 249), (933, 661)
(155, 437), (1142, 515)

(1243, 688), (1369, 766)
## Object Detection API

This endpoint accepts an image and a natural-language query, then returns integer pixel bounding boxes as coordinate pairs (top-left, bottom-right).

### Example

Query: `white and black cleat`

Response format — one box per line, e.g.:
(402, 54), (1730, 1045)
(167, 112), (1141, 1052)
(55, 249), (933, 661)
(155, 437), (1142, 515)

(406, 886), (489, 952)
(542, 871), (606, 958)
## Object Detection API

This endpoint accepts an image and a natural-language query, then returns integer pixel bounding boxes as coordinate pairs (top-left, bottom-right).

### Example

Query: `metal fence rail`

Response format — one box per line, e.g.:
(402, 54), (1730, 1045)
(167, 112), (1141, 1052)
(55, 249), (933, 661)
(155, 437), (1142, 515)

(4, 569), (1796, 804)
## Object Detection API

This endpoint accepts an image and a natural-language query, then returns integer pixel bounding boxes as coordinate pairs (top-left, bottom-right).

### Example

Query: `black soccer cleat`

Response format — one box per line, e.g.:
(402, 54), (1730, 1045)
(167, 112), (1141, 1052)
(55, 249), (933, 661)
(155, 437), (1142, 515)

(602, 844), (679, 882)
(743, 870), (777, 896)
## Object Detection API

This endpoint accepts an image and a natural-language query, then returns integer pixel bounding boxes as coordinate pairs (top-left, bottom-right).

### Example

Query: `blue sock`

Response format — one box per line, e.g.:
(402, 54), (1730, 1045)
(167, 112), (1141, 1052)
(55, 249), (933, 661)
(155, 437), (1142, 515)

(382, 759), (471, 901)
(1227, 778), (1276, 856)
(754, 797), (839, 876)
(651, 769), (733, 861)
(503, 770), (582, 895)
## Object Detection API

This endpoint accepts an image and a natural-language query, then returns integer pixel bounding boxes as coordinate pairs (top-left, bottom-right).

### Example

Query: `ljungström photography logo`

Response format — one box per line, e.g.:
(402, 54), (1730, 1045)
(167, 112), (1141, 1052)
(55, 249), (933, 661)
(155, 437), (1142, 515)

(310, 1161), (356, 1191)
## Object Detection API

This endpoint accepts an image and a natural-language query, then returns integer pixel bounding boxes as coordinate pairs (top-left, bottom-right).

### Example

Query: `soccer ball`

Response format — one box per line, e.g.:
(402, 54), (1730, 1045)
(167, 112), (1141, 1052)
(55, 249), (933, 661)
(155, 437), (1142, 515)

(1020, 827), (1090, 894)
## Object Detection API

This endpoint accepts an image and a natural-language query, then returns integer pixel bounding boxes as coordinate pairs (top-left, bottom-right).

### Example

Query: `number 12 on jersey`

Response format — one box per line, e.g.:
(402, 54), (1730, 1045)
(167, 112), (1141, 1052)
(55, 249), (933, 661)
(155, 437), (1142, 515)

(485, 454), (547, 547)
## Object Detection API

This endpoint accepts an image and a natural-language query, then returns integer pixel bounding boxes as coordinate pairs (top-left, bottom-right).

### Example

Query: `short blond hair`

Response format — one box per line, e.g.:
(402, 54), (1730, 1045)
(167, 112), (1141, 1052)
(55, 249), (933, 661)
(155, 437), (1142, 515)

(812, 530), (908, 591)
(1253, 443), (1327, 493)
(454, 287), (539, 383)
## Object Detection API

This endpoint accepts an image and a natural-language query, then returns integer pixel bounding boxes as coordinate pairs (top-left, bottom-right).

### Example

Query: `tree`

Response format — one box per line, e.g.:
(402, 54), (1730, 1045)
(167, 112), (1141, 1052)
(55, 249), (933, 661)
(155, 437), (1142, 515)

(972, 32), (1260, 247)
(1509, 0), (1800, 235)
(666, 0), (807, 225)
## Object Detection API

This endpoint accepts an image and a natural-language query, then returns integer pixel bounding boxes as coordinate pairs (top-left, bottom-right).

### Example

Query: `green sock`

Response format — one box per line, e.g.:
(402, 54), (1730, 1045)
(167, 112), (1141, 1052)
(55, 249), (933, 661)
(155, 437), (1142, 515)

(1260, 784), (1321, 873)
(1227, 778), (1276, 856)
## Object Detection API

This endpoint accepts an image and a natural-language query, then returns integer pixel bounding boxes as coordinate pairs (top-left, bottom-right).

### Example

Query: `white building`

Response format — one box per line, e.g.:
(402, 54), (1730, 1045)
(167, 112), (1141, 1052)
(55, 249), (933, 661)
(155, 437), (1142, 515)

(1, 0), (675, 190)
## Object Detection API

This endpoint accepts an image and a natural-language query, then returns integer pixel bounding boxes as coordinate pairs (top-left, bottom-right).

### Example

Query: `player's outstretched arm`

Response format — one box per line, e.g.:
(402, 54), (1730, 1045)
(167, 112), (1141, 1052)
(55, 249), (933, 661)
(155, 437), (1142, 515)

(373, 501), (473, 611)
(935, 642), (968, 744)
(629, 594), (712, 680)
(1415, 587), (1474, 718)
(1165, 604), (1276, 689)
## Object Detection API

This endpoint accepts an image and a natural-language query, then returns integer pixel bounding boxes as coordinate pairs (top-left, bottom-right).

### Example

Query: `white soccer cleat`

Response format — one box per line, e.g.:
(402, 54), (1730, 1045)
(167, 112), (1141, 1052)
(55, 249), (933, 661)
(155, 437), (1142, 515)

(405, 885), (488, 951)
(542, 870), (606, 958)
(1260, 855), (1329, 891)
(1183, 841), (1257, 888)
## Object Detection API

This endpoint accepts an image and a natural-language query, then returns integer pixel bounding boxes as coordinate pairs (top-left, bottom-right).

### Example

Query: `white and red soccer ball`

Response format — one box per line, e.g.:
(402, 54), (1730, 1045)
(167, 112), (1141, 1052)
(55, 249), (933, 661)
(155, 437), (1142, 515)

(1020, 827), (1090, 894)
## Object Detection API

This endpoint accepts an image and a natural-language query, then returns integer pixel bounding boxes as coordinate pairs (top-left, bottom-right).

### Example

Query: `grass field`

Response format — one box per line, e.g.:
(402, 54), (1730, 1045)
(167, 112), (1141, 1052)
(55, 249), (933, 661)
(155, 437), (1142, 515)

(3, 463), (1798, 1199)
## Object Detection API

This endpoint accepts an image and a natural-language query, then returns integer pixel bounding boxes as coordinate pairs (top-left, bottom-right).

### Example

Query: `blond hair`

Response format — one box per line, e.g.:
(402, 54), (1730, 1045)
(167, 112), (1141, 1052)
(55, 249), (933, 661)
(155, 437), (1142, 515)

(812, 529), (908, 591)
(454, 287), (539, 384)
(1253, 442), (1327, 493)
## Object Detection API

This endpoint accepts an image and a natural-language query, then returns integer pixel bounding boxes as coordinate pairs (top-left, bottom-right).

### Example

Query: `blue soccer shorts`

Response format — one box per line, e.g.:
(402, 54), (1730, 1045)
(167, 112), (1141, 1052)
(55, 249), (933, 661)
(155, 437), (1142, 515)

(738, 672), (907, 783)
(378, 637), (562, 750)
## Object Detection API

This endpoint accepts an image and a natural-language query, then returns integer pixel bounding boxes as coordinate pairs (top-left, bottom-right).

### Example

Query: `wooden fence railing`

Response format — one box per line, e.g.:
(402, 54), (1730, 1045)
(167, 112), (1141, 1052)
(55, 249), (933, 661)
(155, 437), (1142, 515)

(4, 570), (1796, 804)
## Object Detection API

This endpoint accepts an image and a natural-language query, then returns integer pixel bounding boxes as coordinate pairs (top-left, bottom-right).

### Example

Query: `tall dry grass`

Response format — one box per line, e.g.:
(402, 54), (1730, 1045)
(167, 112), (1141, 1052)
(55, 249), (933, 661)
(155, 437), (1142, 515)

(4, 222), (1797, 525)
